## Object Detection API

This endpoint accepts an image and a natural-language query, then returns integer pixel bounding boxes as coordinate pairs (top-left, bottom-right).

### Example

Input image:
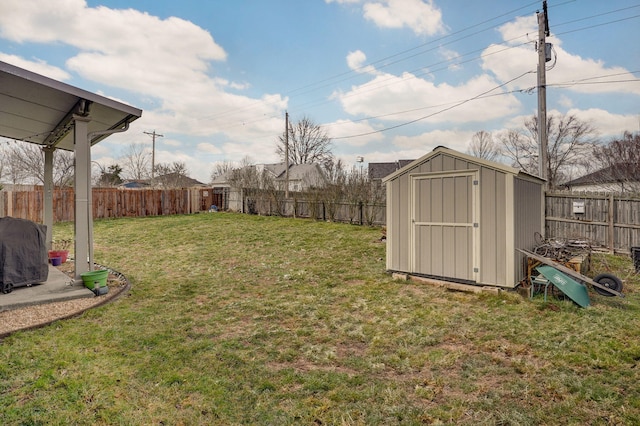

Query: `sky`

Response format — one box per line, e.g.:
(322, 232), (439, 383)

(0, 0), (639, 183)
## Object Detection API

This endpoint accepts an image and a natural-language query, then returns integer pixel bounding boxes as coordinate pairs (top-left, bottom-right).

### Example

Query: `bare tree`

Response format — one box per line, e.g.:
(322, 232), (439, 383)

(343, 166), (369, 224)
(209, 160), (234, 182)
(498, 129), (537, 173)
(593, 131), (640, 165)
(2, 142), (74, 186)
(228, 158), (260, 192)
(120, 142), (151, 180)
(154, 161), (191, 188)
(276, 116), (333, 165)
(2, 142), (29, 185)
(499, 113), (598, 189)
(227, 160), (280, 215)
(55, 149), (75, 187)
(320, 159), (346, 221)
(468, 130), (500, 161)
(590, 131), (640, 192)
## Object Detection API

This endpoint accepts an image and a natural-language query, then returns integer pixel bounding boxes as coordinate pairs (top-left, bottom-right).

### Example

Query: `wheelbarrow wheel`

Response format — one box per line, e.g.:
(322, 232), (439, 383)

(593, 273), (623, 297)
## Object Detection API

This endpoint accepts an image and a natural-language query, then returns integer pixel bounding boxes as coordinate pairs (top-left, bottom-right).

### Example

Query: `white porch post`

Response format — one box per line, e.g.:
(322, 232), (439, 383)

(73, 115), (92, 280)
(43, 147), (54, 250)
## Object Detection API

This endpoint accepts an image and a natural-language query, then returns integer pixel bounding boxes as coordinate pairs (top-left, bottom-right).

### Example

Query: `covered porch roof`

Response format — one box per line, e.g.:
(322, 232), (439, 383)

(0, 60), (141, 151)
(0, 60), (142, 280)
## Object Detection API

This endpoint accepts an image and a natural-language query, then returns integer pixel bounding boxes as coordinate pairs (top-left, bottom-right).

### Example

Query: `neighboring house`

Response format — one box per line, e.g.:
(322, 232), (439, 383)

(154, 172), (206, 188)
(210, 170), (233, 188)
(119, 180), (150, 189)
(212, 163), (326, 193)
(118, 173), (206, 189)
(368, 160), (415, 182)
(278, 163), (326, 191)
(562, 163), (640, 193)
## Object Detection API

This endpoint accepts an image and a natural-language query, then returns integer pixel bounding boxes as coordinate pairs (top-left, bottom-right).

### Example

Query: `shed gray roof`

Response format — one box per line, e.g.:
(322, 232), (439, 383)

(0, 60), (142, 151)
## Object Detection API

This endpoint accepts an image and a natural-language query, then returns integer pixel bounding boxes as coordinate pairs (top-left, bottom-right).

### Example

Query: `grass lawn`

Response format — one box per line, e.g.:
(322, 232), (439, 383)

(1, 212), (639, 425)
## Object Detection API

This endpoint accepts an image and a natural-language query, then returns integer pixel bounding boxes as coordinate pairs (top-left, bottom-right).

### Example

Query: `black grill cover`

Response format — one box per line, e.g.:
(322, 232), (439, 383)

(0, 217), (48, 288)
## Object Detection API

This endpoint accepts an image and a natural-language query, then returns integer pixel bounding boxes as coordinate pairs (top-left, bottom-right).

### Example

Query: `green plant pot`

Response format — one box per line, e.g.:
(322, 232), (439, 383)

(80, 269), (108, 290)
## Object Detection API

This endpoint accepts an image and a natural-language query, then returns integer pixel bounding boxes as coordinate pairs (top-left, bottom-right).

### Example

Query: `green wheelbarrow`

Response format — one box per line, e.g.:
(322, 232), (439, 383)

(518, 248), (624, 308)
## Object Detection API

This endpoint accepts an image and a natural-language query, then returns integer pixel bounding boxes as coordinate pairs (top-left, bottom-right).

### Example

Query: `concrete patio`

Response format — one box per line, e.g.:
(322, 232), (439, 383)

(0, 265), (95, 312)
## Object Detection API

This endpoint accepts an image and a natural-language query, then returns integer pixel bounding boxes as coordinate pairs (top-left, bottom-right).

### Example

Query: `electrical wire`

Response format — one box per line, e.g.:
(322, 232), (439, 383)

(330, 70), (534, 140)
(199, 1), (543, 124)
(207, 4), (640, 137)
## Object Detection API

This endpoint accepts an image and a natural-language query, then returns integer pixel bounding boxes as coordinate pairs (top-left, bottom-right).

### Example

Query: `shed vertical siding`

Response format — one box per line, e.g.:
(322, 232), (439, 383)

(387, 172), (412, 272)
(411, 172), (475, 281)
(513, 177), (544, 282)
(479, 167), (507, 286)
(384, 147), (543, 288)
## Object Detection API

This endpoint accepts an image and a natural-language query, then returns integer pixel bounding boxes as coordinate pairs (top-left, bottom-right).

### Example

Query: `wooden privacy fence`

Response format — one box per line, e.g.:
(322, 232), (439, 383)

(0, 188), (204, 223)
(3, 187), (639, 252)
(546, 191), (640, 253)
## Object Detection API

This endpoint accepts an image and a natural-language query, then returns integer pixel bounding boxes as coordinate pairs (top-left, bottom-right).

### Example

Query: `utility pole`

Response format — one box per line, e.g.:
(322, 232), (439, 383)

(537, 1), (550, 187)
(285, 111), (289, 199)
(143, 130), (163, 185)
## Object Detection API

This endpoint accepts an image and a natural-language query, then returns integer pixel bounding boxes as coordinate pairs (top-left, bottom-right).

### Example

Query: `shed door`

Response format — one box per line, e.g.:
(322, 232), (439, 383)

(411, 172), (478, 282)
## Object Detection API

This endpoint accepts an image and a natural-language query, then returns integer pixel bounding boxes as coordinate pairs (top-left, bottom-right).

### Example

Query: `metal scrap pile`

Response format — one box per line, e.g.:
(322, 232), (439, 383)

(532, 232), (592, 263)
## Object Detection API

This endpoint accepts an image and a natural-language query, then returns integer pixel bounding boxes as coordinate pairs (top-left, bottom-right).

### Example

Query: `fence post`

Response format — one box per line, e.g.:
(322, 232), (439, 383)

(359, 201), (363, 226)
(608, 193), (615, 253)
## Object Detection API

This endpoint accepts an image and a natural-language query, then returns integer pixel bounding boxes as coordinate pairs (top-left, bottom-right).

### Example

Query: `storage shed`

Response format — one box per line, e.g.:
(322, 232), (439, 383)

(383, 146), (544, 288)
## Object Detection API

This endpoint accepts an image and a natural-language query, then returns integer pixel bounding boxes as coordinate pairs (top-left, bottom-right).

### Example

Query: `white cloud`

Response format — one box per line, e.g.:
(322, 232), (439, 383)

(438, 47), (461, 71)
(497, 15), (537, 46)
(0, 53), (71, 81)
(0, 0), (287, 145)
(334, 69), (521, 124)
(566, 108), (640, 138)
(363, 0), (446, 36)
(482, 17), (640, 95)
(558, 95), (573, 109)
(346, 50), (378, 75)
(393, 129), (475, 153)
(323, 119), (384, 146)
(197, 143), (223, 155)
(495, 108), (637, 141)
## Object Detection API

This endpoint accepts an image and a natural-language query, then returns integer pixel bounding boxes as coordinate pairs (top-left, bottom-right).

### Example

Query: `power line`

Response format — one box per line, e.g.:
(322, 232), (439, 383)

(322, 69), (640, 132)
(331, 71), (534, 140)
(207, 4), (640, 137)
(552, 4), (640, 29)
(198, 1), (543, 124)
